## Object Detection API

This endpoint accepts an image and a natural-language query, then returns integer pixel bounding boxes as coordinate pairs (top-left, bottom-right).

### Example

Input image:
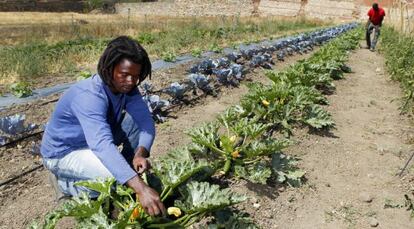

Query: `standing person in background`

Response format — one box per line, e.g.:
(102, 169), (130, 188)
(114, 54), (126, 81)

(41, 36), (166, 217)
(366, 3), (385, 51)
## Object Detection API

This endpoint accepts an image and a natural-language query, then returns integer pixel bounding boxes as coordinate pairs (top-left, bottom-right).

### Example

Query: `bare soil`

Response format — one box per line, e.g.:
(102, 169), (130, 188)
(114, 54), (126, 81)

(235, 46), (414, 228)
(1, 44), (413, 229)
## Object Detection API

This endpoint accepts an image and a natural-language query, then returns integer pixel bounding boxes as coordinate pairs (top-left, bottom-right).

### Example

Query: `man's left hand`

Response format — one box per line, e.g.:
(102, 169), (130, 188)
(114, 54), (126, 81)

(133, 155), (151, 174)
(133, 146), (151, 174)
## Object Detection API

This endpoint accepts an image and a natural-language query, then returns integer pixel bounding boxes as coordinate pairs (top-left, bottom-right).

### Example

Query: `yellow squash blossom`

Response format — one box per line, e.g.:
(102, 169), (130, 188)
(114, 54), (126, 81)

(168, 207), (182, 217)
(130, 207), (140, 221)
(231, 150), (241, 159)
(262, 99), (270, 107)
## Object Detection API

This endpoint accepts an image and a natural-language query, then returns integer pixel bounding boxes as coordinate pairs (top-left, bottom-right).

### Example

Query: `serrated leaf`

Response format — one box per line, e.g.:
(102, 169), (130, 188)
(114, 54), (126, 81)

(271, 153), (305, 187)
(304, 105), (334, 129)
(187, 123), (220, 153)
(230, 118), (270, 139)
(234, 162), (271, 184)
(43, 192), (101, 229)
(153, 153), (211, 191)
(242, 139), (291, 159)
(75, 178), (115, 202)
(175, 182), (246, 214)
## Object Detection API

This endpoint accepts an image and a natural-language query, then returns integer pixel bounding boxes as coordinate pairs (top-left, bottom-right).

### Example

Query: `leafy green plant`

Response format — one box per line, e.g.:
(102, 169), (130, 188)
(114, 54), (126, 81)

(191, 47), (203, 58)
(161, 51), (177, 62)
(238, 29), (361, 135)
(76, 70), (92, 81)
(187, 108), (292, 184)
(380, 27), (414, 113)
(137, 33), (156, 45)
(209, 43), (223, 53)
(34, 166), (245, 228)
(9, 81), (33, 98)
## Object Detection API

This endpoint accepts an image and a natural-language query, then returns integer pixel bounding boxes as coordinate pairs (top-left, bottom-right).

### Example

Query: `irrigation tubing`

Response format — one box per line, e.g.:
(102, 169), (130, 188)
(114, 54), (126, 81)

(0, 130), (44, 149)
(0, 164), (43, 187)
(398, 151), (414, 177)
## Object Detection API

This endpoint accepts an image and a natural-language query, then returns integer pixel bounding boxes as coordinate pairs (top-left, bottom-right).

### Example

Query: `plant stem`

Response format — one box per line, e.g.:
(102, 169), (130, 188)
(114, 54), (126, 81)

(161, 188), (174, 202)
(160, 186), (171, 200)
(243, 157), (261, 165)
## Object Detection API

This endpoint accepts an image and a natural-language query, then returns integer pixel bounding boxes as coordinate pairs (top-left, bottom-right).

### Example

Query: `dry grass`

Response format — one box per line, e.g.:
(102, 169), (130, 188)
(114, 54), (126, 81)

(0, 13), (329, 91)
(0, 12), (326, 45)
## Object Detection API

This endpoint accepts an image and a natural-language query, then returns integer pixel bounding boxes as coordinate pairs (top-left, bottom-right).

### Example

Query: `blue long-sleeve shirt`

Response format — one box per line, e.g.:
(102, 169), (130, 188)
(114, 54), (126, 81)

(41, 74), (155, 184)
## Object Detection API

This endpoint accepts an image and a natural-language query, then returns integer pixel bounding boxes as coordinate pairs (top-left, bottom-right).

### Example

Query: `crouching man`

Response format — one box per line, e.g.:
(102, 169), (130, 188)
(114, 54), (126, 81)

(40, 36), (166, 217)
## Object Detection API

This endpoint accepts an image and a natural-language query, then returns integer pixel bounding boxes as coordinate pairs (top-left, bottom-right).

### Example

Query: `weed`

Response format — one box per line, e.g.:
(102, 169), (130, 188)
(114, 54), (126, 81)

(136, 32), (155, 45)
(9, 81), (32, 98)
(191, 47), (203, 58)
(161, 51), (177, 62)
(209, 42), (223, 53)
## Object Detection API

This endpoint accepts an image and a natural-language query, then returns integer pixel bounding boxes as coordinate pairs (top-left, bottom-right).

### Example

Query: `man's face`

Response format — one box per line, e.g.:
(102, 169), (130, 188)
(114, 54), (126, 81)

(111, 58), (142, 94)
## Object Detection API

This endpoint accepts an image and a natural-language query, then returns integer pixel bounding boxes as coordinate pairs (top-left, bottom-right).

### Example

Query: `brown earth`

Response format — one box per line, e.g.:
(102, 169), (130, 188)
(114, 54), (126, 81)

(1, 43), (414, 229)
(235, 46), (414, 228)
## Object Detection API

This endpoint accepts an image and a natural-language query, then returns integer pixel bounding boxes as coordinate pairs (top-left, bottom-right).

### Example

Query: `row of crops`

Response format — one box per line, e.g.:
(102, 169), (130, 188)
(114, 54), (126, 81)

(380, 27), (414, 114)
(140, 23), (358, 122)
(0, 18), (323, 84)
(0, 24), (356, 146)
(30, 25), (361, 228)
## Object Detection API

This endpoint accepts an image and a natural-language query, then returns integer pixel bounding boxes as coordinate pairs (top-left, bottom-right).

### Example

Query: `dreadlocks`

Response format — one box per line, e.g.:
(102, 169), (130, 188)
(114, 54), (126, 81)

(98, 36), (151, 87)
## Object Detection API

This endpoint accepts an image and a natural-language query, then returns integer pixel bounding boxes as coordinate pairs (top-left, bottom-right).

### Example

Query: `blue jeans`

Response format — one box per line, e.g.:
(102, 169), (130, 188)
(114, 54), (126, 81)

(43, 113), (140, 197)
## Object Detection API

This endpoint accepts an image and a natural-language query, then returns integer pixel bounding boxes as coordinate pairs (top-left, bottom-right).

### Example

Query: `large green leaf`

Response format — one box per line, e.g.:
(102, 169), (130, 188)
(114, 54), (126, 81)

(75, 178), (115, 202)
(187, 123), (220, 154)
(304, 105), (334, 129)
(234, 162), (272, 184)
(175, 182), (246, 214)
(43, 192), (102, 229)
(242, 139), (291, 159)
(153, 151), (212, 192)
(271, 153), (305, 187)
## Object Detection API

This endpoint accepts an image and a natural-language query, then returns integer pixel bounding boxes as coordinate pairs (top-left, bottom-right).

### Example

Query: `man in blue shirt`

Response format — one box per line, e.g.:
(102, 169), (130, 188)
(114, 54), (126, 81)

(41, 36), (166, 216)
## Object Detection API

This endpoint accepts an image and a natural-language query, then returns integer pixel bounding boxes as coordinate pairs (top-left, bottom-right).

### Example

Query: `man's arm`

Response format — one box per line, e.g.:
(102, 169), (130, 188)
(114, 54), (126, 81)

(125, 89), (156, 154)
(125, 89), (156, 174)
(71, 93), (165, 216)
(71, 93), (137, 184)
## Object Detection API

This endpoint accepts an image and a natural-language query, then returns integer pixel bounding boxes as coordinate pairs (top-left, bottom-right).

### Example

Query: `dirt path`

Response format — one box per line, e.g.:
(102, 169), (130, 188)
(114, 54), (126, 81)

(240, 46), (414, 228)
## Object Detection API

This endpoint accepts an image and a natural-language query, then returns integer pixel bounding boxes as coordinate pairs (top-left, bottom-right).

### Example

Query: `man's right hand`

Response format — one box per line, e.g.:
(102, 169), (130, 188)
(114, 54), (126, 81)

(126, 175), (166, 217)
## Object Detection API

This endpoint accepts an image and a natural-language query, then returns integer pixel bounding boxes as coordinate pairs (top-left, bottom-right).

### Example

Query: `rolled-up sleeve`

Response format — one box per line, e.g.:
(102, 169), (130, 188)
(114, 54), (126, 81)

(125, 89), (156, 153)
(71, 92), (137, 184)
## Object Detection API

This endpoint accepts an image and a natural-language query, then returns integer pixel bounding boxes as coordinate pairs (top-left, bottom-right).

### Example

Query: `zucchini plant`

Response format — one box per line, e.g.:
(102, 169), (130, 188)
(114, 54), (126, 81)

(33, 150), (246, 229)
(187, 107), (293, 184)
